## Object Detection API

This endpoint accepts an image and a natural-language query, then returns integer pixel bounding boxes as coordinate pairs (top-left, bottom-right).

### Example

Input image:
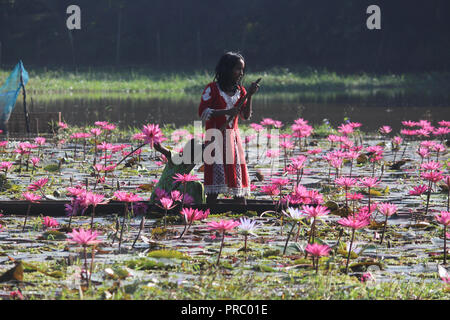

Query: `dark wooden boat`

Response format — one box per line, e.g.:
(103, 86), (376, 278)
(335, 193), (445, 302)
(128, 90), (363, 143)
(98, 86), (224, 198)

(0, 199), (280, 217)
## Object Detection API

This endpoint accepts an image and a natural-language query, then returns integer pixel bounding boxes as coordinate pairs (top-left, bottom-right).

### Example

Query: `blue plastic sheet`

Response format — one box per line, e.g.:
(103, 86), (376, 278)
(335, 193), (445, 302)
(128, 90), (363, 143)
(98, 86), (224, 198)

(0, 61), (28, 124)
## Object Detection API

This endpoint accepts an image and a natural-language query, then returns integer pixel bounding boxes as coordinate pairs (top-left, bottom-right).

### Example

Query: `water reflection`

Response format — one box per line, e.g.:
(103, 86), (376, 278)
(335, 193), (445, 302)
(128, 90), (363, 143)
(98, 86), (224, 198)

(15, 89), (450, 132)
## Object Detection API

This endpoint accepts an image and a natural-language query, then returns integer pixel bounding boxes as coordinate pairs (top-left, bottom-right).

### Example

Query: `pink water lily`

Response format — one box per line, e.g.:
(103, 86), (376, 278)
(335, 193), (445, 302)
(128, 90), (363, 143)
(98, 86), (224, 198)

(378, 203), (398, 217)
(170, 190), (183, 202)
(302, 205), (330, 218)
(173, 173), (200, 184)
(0, 161), (12, 171)
(90, 128), (102, 136)
(102, 123), (116, 131)
(207, 219), (240, 265)
(358, 177), (380, 209)
(266, 149), (280, 158)
(181, 207), (210, 223)
(305, 243), (331, 273)
(67, 228), (101, 246)
(305, 243), (331, 257)
(435, 211), (450, 226)
(338, 214), (370, 274)
(22, 191), (43, 230)
(338, 123), (354, 136)
(84, 192), (108, 229)
(159, 197), (175, 210)
(178, 207), (210, 239)
(22, 192), (41, 203)
(58, 122), (68, 129)
(173, 173), (200, 207)
(142, 123), (164, 148)
(301, 205), (330, 251)
(358, 177), (380, 188)
(260, 118), (275, 126)
(421, 161), (442, 171)
(34, 137), (46, 146)
(378, 203), (398, 244)
(335, 176), (357, 210)
(95, 121), (108, 127)
(158, 197), (176, 228)
(28, 178), (49, 192)
(435, 211), (450, 265)
(409, 185), (428, 196)
(338, 215), (370, 230)
(250, 123), (263, 132)
(261, 184), (280, 197)
(421, 171), (443, 183)
(392, 136), (403, 146)
(30, 157), (40, 166)
(379, 126), (392, 135)
(347, 193), (364, 201)
(113, 191), (142, 203)
(207, 219), (240, 232)
(67, 186), (86, 197)
(67, 228), (101, 286)
(85, 192), (106, 207)
(0, 161), (13, 178)
(42, 216), (59, 229)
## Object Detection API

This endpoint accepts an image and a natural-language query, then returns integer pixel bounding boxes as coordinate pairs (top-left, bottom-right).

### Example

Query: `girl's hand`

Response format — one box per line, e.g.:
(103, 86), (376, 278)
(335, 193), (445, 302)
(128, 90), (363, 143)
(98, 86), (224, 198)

(227, 107), (240, 117)
(248, 81), (260, 96)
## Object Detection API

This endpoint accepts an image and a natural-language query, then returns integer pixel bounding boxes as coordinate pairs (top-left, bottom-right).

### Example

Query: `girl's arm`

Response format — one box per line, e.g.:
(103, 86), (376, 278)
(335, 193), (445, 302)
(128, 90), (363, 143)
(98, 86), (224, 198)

(241, 81), (259, 120)
(154, 143), (171, 160)
(241, 95), (253, 120)
(211, 108), (237, 118)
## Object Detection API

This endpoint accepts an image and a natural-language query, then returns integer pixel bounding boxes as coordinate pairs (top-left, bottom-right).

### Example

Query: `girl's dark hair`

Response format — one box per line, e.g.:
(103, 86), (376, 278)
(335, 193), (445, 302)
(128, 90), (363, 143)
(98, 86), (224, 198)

(214, 51), (245, 91)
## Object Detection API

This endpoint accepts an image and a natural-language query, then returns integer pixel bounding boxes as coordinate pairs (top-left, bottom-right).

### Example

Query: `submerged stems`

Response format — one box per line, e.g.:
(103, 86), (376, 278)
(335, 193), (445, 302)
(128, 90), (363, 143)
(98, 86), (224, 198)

(345, 229), (355, 274)
(22, 203), (31, 232)
(380, 214), (389, 245)
(217, 230), (225, 265)
(445, 225), (447, 265)
(90, 206), (96, 229)
(132, 216), (145, 248)
(425, 180), (432, 216)
(283, 222), (297, 255)
(118, 204), (128, 251)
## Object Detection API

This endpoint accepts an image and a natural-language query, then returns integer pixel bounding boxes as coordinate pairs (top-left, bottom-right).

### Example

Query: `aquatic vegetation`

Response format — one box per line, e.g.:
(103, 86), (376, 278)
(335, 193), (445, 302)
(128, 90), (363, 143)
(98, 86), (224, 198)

(338, 214), (370, 274)
(113, 191), (142, 249)
(0, 115), (447, 300)
(42, 216), (59, 229)
(305, 243), (331, 273)
(84, 192), (108, 229)
(173, 173), (200, 208)
(22, 192), (42, 231)
(377, 203), (398, 245)
(435, 211), (450, 265)
(237, 217), (260, 252)
(157, 197), (176, 228)
(66, 228), (101, 287)
(179, 207), (209, 239)
(207, 219), (240, 265)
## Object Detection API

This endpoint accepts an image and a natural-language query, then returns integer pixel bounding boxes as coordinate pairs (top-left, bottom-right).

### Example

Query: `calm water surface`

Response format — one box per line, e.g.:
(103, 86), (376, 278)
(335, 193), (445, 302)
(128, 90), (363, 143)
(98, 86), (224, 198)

(15, 89), (450, 131)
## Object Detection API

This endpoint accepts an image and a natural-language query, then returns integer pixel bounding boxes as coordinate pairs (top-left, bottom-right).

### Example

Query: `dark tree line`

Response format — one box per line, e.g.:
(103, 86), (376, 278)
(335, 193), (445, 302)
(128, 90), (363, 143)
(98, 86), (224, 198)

(0, 0), (449, 73)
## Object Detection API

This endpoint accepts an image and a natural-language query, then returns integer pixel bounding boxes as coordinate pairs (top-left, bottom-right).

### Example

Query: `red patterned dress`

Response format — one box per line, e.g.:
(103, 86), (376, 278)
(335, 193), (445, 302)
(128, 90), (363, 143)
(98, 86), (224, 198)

(198, 82), (250, 197)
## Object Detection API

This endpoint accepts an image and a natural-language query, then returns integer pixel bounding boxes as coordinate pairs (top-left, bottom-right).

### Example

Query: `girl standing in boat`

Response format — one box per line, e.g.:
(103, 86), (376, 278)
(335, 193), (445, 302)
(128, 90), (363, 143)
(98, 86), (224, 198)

(198, 52), (260, 204)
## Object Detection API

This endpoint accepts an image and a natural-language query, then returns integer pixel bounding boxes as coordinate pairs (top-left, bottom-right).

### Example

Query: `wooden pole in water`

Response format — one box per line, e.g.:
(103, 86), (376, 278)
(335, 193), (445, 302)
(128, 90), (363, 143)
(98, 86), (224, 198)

(20, 72), (30, 135)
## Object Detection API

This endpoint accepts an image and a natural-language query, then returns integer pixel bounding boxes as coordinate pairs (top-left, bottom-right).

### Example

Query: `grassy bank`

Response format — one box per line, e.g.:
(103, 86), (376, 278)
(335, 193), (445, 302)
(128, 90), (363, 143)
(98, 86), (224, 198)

(1, 67), (449, 95)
